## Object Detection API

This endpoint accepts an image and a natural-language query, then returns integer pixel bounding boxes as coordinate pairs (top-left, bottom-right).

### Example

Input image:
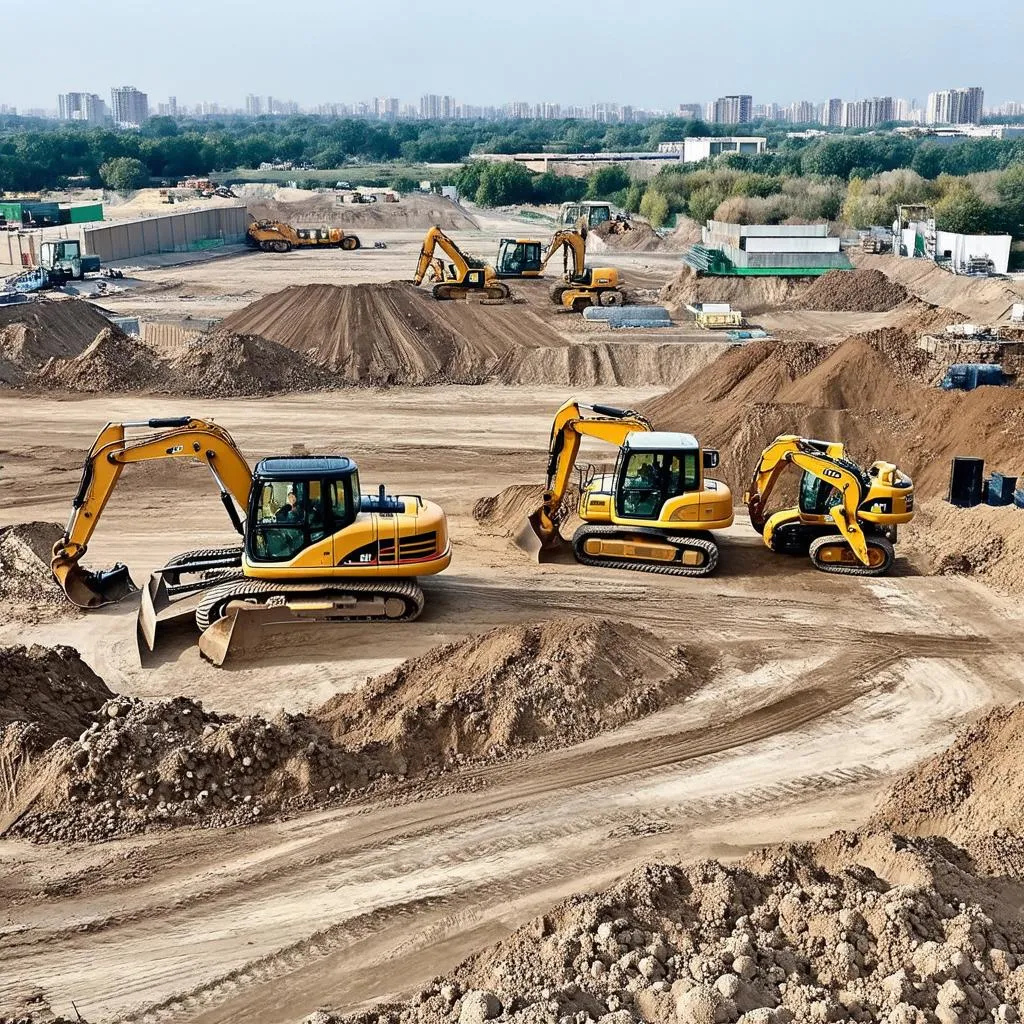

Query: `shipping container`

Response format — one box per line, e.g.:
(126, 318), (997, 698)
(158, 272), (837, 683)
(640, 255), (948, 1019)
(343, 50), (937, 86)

(67, 203), (104, 224)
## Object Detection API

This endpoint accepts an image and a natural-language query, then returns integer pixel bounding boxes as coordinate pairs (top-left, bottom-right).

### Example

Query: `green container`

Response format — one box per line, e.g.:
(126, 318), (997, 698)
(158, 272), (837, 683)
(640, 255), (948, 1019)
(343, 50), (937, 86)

(68, 203), (103, 224)
(0, 202), (23, 223)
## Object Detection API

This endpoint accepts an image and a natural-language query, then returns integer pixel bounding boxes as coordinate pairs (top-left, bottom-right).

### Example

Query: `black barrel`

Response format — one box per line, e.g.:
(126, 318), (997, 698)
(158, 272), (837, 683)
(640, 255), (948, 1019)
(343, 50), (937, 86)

(948, 457), (985, 508)
(986, 473), (1018, 506)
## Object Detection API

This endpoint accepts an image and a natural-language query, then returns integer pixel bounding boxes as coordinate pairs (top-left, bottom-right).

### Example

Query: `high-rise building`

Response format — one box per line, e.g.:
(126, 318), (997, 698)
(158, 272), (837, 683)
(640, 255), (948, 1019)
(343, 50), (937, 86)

(926, 86), (984, 125)
(677, 103), (703, 120)
(788, 100), (815, 123)
(245, 94), (263, 116)
(110, 86), (148, 126)
(819, 98), (843, 127)
(58, 92), (106, 124)
(710, 95), (752, 124)
(840, 97), (894, 129)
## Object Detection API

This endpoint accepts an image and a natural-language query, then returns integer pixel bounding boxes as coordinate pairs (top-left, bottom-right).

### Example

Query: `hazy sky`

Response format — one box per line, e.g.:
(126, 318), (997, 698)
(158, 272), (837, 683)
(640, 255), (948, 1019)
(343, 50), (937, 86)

(5, 0), (1022, 110)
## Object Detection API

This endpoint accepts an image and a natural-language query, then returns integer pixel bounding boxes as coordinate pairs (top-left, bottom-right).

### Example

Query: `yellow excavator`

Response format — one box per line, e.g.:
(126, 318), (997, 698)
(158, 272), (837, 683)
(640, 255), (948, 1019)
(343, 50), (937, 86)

(495, 227), (624, 311)
(51, 417), (451, 664)
(412, 225), (510, 300)
(527, 399), (733, 576)
(743, 435), (914, 576)
(247, 220), (361, 253)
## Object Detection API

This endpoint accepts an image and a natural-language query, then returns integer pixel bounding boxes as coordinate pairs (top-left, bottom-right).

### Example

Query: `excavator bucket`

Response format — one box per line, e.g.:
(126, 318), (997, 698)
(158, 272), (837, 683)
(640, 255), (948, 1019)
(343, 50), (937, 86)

(52, 553), (137, 609)
(525, 509), (573, 563)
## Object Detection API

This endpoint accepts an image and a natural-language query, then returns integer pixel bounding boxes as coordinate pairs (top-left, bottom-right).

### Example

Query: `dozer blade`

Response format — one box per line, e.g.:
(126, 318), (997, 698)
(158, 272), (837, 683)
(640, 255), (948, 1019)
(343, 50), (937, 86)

(136, 573), (203, 664)
(198, 602), (284, 667)
(54, 560), (137, 609)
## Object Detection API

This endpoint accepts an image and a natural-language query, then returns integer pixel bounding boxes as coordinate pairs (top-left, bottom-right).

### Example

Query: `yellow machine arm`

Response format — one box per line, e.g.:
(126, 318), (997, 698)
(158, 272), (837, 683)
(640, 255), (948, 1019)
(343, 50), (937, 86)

(539, 229), (588, 280)
(528, 398), (653, 548)
(742, 435), (870, 565)
(52, 416), (254, 608)
(412, 226), (482, 285)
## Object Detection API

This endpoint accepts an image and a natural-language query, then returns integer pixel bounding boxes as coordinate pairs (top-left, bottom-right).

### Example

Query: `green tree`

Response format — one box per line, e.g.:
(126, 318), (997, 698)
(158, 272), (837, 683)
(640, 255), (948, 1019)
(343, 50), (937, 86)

(99, 156), (149, 192)
(389, 175), (419, 194)
(639, 188), (670, 227)
(585, 164), (631, 199)
(686, 185), (723, 225)
(474, 162), (535, 206)
(934, 183), (991, 234)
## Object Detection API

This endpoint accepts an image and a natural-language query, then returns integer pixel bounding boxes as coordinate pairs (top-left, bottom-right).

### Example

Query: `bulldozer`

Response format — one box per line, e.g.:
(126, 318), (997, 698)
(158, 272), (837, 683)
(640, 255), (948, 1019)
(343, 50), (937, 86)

(412, 225), (510, 300)
(51, 417), (451, 664)
(495, 227), (624, 311)
(743, 435), (914, 576)
(246, 220), (361, 253)
(527, 399), (732, 576)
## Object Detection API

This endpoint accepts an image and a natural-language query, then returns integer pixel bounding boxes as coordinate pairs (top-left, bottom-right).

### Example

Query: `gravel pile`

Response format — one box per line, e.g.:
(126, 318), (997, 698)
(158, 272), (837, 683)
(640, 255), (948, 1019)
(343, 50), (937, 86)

(33, 326), (163, 392)
(799, 270), (910, 313)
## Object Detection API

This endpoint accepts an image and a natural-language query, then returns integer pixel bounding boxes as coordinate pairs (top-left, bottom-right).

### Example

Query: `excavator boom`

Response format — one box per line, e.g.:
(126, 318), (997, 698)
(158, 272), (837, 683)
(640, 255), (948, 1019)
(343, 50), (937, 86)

(527, 399), (653, 552)
(413, 225), (510, 300)
(52, 417), (253, 608)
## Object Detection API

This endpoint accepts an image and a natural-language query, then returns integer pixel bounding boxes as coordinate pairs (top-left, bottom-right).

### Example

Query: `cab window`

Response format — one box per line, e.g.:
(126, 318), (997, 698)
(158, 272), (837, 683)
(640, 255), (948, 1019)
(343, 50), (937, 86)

(619, 451), (699, 519)
(251, 479), (325, 561)
(799, 473), (837, 516)
(589, 205), (610, 226)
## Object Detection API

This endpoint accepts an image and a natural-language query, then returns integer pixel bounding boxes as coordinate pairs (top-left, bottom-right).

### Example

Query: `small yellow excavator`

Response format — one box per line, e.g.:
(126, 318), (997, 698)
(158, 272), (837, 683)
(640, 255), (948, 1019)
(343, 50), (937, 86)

(743, 435), (914, 576)
(527, 399), (733, 576)
(495, 227), (624, 311)
(51, 417), (451, 664)
(247, 220), (361, 253)
(412, 226), (510, 300)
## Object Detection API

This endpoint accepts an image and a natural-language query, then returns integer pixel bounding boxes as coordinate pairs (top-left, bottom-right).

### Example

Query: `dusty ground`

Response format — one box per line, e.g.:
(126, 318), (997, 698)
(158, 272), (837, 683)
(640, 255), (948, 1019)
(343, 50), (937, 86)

(2, 219), (1024, 1024)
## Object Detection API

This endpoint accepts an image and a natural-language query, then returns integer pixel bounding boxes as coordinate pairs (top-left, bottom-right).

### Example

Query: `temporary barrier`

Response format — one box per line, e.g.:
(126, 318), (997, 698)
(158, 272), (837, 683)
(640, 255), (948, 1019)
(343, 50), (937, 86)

(986, 473), (1018, 506)
(948, 457), (984, 508)
(583, 305), (670, 323)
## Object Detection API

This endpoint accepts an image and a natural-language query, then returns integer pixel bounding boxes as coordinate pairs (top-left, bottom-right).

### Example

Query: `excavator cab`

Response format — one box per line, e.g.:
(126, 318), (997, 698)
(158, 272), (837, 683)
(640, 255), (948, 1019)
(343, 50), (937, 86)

(612, 436), (718, 521)
(495, 239), (544, 277)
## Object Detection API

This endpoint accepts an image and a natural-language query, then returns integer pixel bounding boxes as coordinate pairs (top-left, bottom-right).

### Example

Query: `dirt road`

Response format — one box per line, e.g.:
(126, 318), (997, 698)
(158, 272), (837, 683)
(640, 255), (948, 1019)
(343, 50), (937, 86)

(2, 386), (1024, 1023)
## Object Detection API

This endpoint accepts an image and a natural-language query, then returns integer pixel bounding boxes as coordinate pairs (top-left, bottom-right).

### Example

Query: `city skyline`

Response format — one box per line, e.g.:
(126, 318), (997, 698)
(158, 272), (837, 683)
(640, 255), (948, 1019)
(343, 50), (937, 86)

(2, 0), (1021, 111)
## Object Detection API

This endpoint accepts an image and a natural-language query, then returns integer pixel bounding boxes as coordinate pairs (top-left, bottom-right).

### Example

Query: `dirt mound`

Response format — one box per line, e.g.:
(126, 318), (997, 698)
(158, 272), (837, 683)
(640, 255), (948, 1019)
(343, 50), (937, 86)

(33, 326), (163, 392)
(474, 483), (583, 543)
(0, 299), (113, 385)
(165, 330), (328, 396)
(589, 221), (664, 253)
(903, 501), (1024, 594)
(661, 265), (813, 314)
(245, 190), (477, 231)
(317, 618), (705, 773)
(334, 840), (1024, 1024)
(799, 268), (910, 312)
(0, 522), (74, 619)
(873, 702), (1024, 871)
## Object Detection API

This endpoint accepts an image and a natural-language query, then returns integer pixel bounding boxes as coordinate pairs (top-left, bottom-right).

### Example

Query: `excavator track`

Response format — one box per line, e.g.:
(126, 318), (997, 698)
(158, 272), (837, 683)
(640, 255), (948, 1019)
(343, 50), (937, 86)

(159, 546), (244, 598)
(194, 577), (425, 632)
(571, 524), (719, 578)
(809, 534), (895, 577)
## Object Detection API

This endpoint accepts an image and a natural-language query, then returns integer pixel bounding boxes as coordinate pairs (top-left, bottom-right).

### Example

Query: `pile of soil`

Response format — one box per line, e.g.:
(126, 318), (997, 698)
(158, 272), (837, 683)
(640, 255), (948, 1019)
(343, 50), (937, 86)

(903, 502), (1024, 595)
(474, 483), (583, 541)
(589, 221), (663, 253)
(872, 701), (1024, 874)
(661, 265), (813, 315)
(33, 326), (163, 392)
(318, 618), (701, 774)
(0, 522), (74, 619)
(335, 839), (1024, 1024)
(798, 269), (910, 313)
(244, 190), (477, 231)
(0, 299), (113, 385)
(164, 330), (328, 396)
(9, 619), (706, 840)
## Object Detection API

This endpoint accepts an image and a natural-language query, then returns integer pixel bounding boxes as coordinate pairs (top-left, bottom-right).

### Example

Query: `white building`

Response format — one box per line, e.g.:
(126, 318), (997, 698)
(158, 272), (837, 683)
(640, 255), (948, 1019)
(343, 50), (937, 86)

(110, 86), (148, 127)
(657, 137), (767, 162)
(926, 87), (984, 125)
(58, 92), (106, 124)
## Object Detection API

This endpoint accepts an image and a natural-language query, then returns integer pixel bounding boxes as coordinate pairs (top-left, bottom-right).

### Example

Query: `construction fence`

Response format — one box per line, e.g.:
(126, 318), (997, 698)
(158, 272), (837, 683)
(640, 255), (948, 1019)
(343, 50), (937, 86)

(81, 207), (248, 262)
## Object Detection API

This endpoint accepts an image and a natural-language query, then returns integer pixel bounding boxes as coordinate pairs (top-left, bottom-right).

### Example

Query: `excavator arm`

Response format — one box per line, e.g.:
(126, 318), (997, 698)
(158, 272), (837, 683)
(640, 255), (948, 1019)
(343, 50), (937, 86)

(528, 398), (652, 549)
(413, 226), (477, 286)
(539, 229), (587, 281)
(52, 416), (254, 608)
(742, 435), (870, 565)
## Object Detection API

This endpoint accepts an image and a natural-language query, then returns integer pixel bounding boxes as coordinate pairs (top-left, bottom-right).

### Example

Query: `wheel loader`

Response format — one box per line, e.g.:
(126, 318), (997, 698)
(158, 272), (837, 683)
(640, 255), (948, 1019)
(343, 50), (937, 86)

(494, 226), (624, 311)
(412, 226), (510, 300)
(246, 220), (360, 253)
(743, 435), (914, 576)
(51, 417), (451, 665)
(527, 399), (732, 576)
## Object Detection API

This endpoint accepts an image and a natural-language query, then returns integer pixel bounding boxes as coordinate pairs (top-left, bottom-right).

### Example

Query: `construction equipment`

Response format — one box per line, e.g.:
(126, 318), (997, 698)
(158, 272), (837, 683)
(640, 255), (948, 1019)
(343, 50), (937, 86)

(527, 399), (732, 576)
(557, 201), (631, 232)
(246, 220), (361, 253)
(412, 225), (510, 300)
(39, 240), (101, 281)
(495, 228), (624, 311)
(686, 303), (743, 330)
(51, 417), (451, 664)
(743, 435), (914, 577)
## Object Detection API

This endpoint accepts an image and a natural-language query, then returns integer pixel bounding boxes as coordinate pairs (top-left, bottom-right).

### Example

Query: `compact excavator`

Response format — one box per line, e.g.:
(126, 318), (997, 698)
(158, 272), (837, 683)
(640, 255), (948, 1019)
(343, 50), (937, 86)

(51, 417), (451, 664)
(527, 399), (732, 576)
(495, 227), (624, 311)
(743, 435), (914, 576)
(412, 226), (510, 300)
(246, 220), (361, 252)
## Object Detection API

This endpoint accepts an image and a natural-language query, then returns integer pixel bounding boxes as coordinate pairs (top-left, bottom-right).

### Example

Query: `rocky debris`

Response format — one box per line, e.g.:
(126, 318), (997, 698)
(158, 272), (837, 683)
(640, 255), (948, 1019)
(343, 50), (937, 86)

(798, 269), (910, 313)
(661, 266), (812, 315)
(327, 842), (1024, 1024)
(33, 326), (163, 392)
(316, 619), (707, 774)
(903, 503), (1024, 596)
(872, 701), (1024, 873)
(0, 298), (113, 386)
(0, 522), (75, 618)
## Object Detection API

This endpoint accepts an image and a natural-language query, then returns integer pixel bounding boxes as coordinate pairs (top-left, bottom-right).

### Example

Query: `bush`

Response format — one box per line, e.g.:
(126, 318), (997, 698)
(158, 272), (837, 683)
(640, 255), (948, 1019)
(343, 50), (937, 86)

(99, 156), (149, 192)
(639, 189), (670, 227)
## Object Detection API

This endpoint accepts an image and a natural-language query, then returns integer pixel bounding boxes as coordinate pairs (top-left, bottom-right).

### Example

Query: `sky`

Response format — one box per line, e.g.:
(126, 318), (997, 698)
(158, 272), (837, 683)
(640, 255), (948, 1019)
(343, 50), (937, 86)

(4, 0), (1023, 111)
